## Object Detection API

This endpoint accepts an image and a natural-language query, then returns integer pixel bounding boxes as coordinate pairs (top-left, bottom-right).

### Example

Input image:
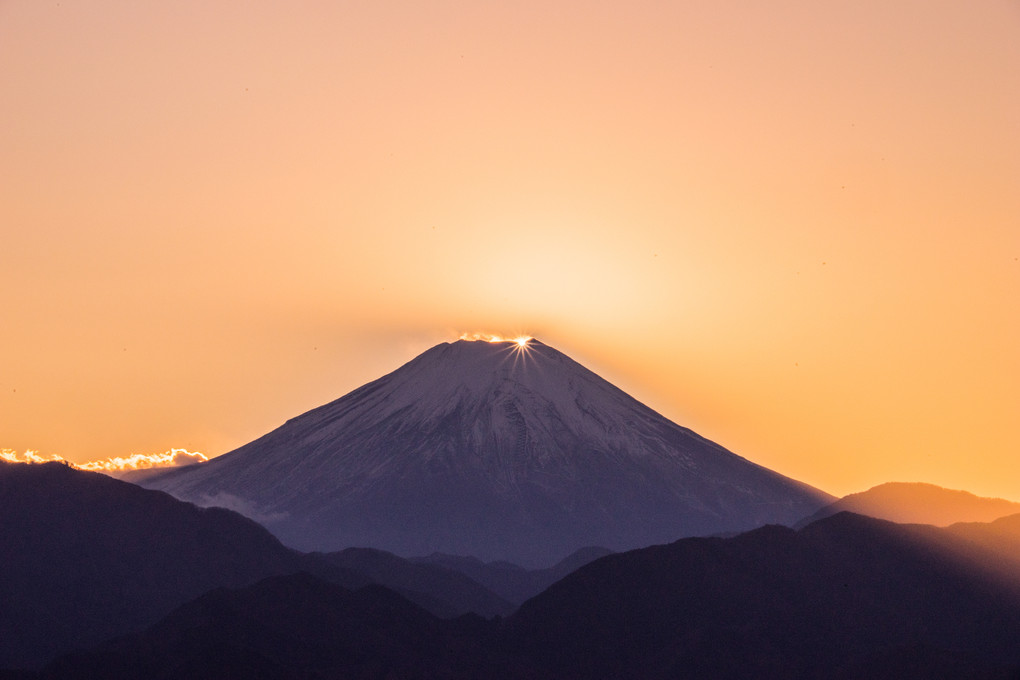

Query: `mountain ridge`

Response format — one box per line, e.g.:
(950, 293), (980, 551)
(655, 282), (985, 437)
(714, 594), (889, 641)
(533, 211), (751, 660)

(0, 460), (525, 670)
(28, 511), (1020, 679)
(796, 481), (1020, 529)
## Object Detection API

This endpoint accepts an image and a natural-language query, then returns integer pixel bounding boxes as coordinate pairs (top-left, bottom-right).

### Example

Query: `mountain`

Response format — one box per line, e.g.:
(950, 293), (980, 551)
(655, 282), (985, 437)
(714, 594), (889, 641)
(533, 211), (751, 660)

(944, 513), (1020, 585)
(142, 338), (831, 566)
(33, 513), (1020, 679)
(796, 482), (1020, 528)
(0, 460), (512, 671)
(411, 546), (614, 606)
(0, 460), (355, 670)
(39, 573), (516, 680)
(506, 512), (1020, 679)
(317, 547), (514, 617)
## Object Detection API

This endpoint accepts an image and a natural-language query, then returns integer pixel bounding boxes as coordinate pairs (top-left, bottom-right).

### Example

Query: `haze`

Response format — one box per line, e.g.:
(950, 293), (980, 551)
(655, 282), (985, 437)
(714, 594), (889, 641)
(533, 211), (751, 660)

(1, 1), (1017, 500)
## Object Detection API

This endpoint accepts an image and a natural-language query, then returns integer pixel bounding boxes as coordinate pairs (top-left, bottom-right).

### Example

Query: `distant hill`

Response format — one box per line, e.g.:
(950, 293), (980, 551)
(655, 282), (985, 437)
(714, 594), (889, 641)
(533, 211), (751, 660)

(30, 512), (1020, 679)
(412, 546), (613, 605)
(795, 482), (1020, 528)
(318, 547), (514, 617)
(945, 513), (1020, 583)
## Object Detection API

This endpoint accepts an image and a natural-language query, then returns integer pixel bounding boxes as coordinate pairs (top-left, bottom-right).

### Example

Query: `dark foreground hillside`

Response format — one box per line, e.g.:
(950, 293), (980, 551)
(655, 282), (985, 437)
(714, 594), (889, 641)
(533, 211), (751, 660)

(0, 461), (335, 670)
(40, 573), (530, 680)
(507, 512), (1020, 679)
(0, 461), (510, 670)
(24, 512), (1020, 680)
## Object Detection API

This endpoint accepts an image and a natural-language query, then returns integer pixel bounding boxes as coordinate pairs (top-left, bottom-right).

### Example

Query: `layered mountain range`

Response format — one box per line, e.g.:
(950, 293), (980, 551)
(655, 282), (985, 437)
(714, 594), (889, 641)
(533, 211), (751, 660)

(23, 510), (1020, 680)
(0, 460), (607, 670)
(142, 338), (831, 565)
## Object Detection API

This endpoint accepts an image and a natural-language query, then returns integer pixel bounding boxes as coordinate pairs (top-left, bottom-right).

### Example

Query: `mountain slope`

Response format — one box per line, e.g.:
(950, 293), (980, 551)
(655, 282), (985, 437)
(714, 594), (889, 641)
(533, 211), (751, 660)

(506, 512), (1020, 679)
(144, 338), (831, 565)
(0, 460), (340, 670)
(33, 513), (1020, 679)
(796, 482), (1020, 528)
(318, 547), (514, 617)
(0, 461), (514, 671)
(40, 573), (517, 680)
(412, 546), (614, 606)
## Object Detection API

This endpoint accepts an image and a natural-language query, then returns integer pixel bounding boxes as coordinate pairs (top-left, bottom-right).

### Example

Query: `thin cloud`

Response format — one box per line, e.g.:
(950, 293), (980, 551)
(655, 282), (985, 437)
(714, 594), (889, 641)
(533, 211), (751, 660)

(77, 448), (208, 472)
(0, 449), (67, 464)
(1, 448), (208, 472)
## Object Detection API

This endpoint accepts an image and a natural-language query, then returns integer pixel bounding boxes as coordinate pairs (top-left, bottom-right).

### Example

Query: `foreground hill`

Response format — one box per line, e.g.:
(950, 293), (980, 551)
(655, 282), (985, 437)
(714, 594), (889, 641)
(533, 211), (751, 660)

(796, 481), (1020, 528)
(508, 511), (1020, 679)
(0, 461), (510, 670)
(0, 460), (334, 670)
(30, 512), (1020, 679)
(142, 338), (831, 566)
(41, 573), (520, 680)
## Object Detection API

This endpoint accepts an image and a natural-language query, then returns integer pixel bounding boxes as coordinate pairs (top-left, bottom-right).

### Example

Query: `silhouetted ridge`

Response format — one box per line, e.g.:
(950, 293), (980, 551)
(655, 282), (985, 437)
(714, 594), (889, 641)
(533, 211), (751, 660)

(41, 573), (500, 680)
(0, 460), (513, 671)
(411, 546), (614, 605)
(506, 511), (1020, 679)
(33, 512), (1020, 679)
(0, 460), (311, 669)
(319, 547), (514, 617)
(796, 482), (1020, 528)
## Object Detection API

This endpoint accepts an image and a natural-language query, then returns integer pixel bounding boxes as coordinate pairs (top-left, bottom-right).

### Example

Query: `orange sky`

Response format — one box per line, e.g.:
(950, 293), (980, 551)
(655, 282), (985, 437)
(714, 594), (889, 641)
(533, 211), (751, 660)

(2, 0), (1018, 500)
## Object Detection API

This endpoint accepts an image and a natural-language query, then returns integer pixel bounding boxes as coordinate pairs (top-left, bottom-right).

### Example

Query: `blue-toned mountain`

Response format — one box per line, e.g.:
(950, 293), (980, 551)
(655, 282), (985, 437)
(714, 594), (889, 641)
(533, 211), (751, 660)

(143, 339), (831, 566)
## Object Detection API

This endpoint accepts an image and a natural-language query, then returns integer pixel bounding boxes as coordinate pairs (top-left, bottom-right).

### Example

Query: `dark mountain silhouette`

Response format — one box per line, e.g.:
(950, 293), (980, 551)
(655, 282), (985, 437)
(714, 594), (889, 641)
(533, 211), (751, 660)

(0, 461), (524, 671)
(412, 546), (614, 605)
(796, 481), (1020, 528)
(507, 512), (1020, 679)
(39, 572), (522, 680)
(142, 338), (831, 565)
(0, 460), (344, 670)
(318, 547), (514, 617)
(28, 512), (1020, 679)
(943, 513), (1020, 587)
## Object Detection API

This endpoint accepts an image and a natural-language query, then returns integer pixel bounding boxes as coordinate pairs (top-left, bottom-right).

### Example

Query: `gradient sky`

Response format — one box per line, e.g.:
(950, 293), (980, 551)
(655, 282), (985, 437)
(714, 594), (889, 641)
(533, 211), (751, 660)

(2, 0), (1018, 500)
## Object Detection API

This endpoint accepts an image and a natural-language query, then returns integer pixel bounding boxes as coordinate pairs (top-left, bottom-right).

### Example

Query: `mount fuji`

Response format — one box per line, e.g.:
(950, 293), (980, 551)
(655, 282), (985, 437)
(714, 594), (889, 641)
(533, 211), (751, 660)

(143, 339), (831, 566)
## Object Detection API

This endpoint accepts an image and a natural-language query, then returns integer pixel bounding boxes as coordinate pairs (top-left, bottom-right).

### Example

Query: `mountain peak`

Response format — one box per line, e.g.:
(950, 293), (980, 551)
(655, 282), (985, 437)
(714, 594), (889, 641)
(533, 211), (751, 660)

(796, 481), (1020, 528)
(144, 339), (831, 566)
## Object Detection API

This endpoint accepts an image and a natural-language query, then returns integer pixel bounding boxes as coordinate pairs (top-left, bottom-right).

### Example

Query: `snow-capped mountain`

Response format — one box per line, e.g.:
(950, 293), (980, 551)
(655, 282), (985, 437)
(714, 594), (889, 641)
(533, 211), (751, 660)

(143, 339), (831, 566)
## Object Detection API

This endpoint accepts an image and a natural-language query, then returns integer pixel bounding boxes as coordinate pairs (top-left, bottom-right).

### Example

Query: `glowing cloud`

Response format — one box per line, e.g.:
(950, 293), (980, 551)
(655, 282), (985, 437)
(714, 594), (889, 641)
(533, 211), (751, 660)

(1, 447), (208, 472)
(0, 449), (68, 465)
(77, 448), (208, 472)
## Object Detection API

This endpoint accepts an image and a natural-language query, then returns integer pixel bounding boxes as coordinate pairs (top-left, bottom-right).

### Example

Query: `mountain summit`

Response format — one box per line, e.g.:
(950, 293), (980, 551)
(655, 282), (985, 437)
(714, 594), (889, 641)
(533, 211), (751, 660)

(144, 339), (830, 565)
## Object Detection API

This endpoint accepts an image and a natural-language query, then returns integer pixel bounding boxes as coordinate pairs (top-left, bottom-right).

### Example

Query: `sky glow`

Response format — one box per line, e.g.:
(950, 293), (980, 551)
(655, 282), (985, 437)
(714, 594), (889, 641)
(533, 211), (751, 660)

(1, 1), (1018, 499)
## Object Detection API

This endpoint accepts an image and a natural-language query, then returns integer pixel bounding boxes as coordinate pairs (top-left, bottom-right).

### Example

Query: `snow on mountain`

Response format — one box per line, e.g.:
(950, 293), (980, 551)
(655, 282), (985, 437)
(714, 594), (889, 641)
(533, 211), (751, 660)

(143, 339), (831, 566)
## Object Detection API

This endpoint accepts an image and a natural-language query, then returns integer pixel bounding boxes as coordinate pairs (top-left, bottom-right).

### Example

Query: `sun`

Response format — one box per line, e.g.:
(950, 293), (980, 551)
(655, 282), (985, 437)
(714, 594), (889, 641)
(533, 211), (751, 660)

(457, 332), (534, 355)
(458, 332), (532, 346)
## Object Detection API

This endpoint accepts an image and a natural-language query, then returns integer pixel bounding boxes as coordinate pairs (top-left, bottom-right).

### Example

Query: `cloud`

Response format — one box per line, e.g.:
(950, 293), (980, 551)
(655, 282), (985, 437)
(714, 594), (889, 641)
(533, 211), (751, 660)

(1, 447), (208, 472)
(0, 449), (68, 464)
(194, 492), (289, 524)
(76, 448), (208, 472)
